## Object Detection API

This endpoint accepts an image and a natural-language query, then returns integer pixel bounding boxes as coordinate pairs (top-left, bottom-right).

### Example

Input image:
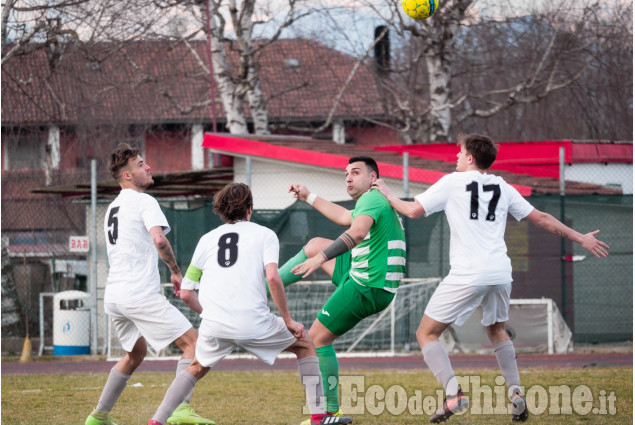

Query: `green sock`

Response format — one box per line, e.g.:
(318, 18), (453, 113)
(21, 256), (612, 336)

(316, 345), (339, 412)
(266, 247), (307, 295)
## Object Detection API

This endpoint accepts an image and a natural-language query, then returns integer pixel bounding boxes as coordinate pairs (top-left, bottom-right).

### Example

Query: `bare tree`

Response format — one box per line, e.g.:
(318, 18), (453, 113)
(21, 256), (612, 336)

(348, 0), (632, 143)
(191, 0), (308, 134)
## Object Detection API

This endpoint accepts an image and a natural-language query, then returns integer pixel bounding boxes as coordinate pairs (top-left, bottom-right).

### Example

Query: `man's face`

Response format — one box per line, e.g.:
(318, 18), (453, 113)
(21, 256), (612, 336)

(125, 155), (153, 189)
(456, 145), (471, 172)
(345, 161), (376, 200)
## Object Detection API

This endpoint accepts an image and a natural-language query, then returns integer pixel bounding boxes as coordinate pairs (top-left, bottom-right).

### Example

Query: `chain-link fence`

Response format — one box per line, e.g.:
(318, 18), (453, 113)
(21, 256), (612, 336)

(1, 169), (92, 355)
(1, 150), (632, 356)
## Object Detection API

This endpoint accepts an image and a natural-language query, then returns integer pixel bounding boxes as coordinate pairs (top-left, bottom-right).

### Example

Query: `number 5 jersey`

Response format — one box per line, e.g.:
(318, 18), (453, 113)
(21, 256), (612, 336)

(103, 189), (170, 304)
(415, 171), (534, 286)
(181, 221), (281, 339)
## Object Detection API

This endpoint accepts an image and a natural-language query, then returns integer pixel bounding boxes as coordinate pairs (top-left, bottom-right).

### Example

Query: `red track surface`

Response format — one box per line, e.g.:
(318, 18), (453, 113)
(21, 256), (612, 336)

(2, 353), (631, 376)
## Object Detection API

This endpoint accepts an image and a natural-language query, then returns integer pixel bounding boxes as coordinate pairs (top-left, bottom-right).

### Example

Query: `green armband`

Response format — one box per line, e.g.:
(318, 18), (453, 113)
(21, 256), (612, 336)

(184, 264), (202, 282)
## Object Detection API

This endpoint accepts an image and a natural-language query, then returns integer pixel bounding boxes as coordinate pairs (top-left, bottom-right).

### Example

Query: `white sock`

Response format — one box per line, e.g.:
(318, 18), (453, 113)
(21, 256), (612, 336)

(422, 341), (459, 396)
(298, 356), (325, 415)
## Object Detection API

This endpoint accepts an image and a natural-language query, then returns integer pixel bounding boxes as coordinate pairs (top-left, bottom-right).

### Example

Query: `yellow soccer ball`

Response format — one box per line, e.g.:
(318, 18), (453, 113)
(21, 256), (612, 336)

(402, 0), (438, 20)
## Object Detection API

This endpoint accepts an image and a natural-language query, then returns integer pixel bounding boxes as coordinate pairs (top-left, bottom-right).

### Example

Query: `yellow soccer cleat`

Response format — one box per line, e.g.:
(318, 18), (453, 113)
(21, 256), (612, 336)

(166, 402), (215, 425)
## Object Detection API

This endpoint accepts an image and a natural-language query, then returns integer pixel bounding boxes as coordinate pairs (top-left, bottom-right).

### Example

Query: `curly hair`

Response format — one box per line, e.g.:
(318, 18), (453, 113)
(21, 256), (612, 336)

(108, 143), (139, 181)
(457, 133), (498, 170)
(213, 183), (253, 223)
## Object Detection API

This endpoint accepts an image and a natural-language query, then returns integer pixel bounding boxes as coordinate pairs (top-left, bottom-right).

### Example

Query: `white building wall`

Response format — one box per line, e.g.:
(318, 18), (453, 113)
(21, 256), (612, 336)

(567, 163), (633, 194)
(232, 157), (431, 209)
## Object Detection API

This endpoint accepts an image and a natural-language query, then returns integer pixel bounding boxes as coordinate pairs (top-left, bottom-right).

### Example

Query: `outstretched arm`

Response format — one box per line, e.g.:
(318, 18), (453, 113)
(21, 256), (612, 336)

(525, 209), (609, 259)
(150, 226), (182, 295)
(372, 179), (425, 218)
(289, 183), (352, 226)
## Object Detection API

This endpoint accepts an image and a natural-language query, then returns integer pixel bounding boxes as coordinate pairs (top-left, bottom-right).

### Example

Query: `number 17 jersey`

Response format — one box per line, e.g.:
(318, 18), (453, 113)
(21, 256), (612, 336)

(415, 171), (534, 286)
(181, 221), (280, 339)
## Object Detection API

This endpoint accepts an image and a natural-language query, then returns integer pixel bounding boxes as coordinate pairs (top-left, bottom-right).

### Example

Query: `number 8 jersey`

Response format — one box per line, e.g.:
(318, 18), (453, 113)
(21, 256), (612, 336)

(181, 221), (280, 339)
(415, 171), (534, 286)
(103, 189), (170, 304)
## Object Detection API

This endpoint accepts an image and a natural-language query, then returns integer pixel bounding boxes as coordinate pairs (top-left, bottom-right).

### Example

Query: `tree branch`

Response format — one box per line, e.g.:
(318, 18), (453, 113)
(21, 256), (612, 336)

(1, 20), (47, 67)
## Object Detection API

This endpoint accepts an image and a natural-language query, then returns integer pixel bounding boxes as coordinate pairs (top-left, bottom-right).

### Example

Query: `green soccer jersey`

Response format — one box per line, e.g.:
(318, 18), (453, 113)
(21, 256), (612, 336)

(349, 189), (406, 292)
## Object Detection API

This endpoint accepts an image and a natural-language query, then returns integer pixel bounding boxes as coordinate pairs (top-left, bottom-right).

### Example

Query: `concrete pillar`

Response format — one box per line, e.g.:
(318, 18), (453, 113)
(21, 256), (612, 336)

(191, 124), (204, 170)
(333, 120), (346, 144)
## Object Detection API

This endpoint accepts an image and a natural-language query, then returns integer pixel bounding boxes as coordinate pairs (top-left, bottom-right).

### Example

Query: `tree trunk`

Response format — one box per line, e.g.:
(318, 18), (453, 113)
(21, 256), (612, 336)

(232, 0), (269, 135)
(203, 0), (248, 134)
(422, 0), (473, 142)
(425, 54), (452, 142)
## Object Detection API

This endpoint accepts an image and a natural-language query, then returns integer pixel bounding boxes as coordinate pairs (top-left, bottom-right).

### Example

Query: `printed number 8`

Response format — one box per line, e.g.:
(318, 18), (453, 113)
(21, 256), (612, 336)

(217, 232), (239, 267)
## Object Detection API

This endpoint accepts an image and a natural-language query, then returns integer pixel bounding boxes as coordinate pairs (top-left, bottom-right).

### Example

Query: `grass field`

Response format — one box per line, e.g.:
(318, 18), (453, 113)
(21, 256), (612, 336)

(2, 366), (632, 424)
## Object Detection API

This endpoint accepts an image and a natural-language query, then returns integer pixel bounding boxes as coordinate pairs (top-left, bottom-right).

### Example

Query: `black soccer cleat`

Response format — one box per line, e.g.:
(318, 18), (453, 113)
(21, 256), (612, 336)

(429, 388), (469, 423)
(511, 393), (529, 422)
(318, 414), (353, 424)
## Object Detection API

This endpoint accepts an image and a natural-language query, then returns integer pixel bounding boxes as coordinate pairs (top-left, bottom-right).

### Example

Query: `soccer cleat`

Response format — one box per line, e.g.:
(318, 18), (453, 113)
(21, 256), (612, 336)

(166, 402), (216, 425)
(148, 421), (163, 425)
(511, 393), (529, 422)
(429, 388), (469, 423)
(85, 414), (118, 425)
(300, 410), (352, 425)
(317, 414), (353, 424)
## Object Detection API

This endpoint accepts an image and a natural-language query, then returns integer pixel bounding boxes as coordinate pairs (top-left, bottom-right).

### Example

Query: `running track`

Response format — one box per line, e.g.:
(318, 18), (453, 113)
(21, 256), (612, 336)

(2, 353), (631, 376)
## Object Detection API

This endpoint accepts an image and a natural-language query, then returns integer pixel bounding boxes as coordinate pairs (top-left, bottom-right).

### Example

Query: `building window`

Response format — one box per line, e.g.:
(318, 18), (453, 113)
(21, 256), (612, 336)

(3, 130), (47, 170)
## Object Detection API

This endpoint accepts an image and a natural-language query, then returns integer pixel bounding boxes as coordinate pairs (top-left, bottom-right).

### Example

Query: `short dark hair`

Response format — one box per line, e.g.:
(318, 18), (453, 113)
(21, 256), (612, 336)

(349, 156), (380, 178)
(108, 143), (139, 181)
(457, 133), (498, 170)
(213, 183), (253, 223)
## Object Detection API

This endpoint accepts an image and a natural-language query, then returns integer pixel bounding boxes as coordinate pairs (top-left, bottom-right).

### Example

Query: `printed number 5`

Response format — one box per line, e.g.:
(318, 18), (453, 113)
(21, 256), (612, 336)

(107, 207), (120, 244)
(466, 182), (500, 221)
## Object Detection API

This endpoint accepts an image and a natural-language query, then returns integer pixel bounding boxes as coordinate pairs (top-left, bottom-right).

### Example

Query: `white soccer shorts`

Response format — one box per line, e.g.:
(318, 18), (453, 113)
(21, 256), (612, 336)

(106, 293), (193, 352)
(424, 282), (512, 327)
(195, 315), (297, 368)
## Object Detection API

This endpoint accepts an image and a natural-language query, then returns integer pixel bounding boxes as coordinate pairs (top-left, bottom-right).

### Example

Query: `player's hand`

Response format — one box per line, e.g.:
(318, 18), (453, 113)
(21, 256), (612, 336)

(285, 319), (306, 339)
(372, 178), (392, 198)
(171, 273), (182, 297)
(291, 255), (325, 278)
(289, 184), (310, 202)
(580, 230), (609, 259)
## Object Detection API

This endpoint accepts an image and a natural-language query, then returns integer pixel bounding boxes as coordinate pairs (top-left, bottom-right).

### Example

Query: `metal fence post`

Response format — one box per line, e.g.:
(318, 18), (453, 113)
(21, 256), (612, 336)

(246, 156), (252, 187)
(91, 159), (98, 354)
(403, 152), (409, 199)
(559, 147), (566, 319)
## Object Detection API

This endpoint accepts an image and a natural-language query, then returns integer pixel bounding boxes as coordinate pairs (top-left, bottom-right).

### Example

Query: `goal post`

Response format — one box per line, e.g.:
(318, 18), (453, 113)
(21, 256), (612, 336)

(106, 278), (442, 361)
(442, 298), (573, 354)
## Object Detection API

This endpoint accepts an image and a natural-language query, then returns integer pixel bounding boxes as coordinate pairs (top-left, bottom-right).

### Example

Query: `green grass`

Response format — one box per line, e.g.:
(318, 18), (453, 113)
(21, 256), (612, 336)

(1, 366), (632, 424)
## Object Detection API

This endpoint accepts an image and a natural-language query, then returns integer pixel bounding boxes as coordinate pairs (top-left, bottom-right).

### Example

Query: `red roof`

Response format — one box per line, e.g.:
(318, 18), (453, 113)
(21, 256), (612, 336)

(1, 170), (85, 232)
(1, 39), (383, 125)
(203, 134), (533, 196)
(202, 133), (624, 196)
(374, 141), (633, 179)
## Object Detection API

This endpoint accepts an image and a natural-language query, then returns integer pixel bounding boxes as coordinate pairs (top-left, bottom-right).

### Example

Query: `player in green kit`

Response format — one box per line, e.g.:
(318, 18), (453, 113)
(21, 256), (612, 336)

(276, 156), (406, 423)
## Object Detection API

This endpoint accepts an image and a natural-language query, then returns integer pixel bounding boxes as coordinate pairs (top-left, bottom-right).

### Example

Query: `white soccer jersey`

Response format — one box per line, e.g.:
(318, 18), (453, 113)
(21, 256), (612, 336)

(415, 171), (534, 286)
(103, 189), (170, 304)
(181, 221), (280, 339)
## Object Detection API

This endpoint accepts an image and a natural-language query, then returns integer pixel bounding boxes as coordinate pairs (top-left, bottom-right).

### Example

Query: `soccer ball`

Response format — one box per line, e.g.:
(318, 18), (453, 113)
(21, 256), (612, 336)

(402, 0), (438, 20)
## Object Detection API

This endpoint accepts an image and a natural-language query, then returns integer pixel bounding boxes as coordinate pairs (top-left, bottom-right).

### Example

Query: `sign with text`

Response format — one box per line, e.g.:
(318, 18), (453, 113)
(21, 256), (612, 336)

(69, 236), (89, 253)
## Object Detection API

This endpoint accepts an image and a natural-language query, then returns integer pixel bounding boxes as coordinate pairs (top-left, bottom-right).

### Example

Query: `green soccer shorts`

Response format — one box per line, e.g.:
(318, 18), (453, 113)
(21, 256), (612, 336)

(317, 251), (395, 336)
